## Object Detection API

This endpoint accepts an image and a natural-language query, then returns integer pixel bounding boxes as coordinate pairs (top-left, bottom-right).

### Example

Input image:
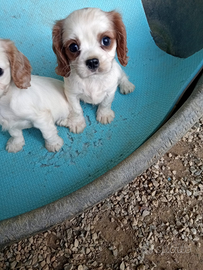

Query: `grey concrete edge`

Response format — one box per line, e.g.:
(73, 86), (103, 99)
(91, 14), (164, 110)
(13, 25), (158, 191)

(1, 74), (203, 249)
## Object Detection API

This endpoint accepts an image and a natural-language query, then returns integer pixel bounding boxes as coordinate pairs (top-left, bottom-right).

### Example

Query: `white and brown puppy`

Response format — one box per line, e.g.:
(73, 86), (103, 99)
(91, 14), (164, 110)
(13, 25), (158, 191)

(0, 39), (69, 153)
(52, 8), (135, 133)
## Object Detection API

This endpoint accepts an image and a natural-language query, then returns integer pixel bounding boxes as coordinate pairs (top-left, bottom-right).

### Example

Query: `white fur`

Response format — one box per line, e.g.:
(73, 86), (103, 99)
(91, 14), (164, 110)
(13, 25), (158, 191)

(0, 47), (69, 153)
(57, 8), (135, 133)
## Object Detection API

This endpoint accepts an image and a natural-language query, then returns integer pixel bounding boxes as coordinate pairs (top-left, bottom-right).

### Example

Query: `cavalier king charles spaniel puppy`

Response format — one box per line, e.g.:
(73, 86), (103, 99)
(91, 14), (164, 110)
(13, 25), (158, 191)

(52, 8), (135, 133)
(0, 39), (69, 153)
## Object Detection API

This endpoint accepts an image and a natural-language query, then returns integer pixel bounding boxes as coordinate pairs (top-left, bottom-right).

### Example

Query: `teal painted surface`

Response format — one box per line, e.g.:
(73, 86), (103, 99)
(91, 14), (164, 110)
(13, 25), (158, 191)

(0, 0), (203, 221)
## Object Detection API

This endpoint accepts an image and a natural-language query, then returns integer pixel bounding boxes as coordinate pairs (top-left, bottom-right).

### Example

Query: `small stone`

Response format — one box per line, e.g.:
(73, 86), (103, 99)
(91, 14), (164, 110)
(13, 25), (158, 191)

(197, 242), (201, 247)
(161, 196), (168, 202)
(191, 228), (197, 235)
(46, 254), (51, 264)
(86, 248), (91, 255)
(190, 166), (196, 174)
(91, 261), (97, 267)
(16, 254), (21, 262)
(92, 233), (98, 241)
(152, 181), (159, 188)
(52, 261), (58, 269)
(74, 239), (79, 248)
(51, 256), (56, 262)
(29, 237), (34, 244)
(42, 265), (49, 270)
(40, 260), (46, 267)
(151, 190), (156, 196)
(64, 264), (74, 270)
(10, 261), (17, 269)
(120, 261), (125, 270)
(132, 218), (138, 226)
(186, 190), (192, 196)
(113, 248), (118, 257)
(142, 210), (150, 217)
(67, 228), (73, 240)
(152, 200), (158, 207)
(173, 230), (178, 236)
(193, 236), (200, 242)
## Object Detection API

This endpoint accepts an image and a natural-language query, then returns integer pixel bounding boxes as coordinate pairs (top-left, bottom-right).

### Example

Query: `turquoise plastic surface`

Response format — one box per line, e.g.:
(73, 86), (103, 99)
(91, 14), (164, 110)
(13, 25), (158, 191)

(0, 0), (203, 221)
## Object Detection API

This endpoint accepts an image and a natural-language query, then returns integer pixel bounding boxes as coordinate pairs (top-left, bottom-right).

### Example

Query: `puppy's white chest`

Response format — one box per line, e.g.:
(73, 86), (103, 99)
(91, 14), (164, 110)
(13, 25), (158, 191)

(65, 63), (120, 105)
(81, 83), (107, 105)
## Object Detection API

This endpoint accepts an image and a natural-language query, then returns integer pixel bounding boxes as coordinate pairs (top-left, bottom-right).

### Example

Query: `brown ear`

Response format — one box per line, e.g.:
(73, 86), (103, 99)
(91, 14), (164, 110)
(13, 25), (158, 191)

(3, 39), (31, 89)
(109, 11), (128, 66)
(52, 19), (70, 77)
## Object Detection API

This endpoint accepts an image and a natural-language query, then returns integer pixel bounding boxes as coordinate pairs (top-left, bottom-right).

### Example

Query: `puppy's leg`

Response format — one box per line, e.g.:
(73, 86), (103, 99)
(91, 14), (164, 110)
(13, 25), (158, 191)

(33, 110), (63, 152)
(97, 92), (115, 124)
(66, 96), (86, 133)
(6, 129), (25, 153)
(119, 70), (135, 95)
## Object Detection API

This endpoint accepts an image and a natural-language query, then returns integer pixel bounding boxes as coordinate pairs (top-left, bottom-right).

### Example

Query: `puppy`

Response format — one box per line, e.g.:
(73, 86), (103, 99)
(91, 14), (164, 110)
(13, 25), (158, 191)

(0, 39), (69, 153)
(52, 8), (135, 133)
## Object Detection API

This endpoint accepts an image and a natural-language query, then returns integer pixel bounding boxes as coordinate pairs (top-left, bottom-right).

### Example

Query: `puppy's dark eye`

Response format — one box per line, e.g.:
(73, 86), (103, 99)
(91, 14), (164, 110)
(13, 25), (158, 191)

(101, 36), (111, 47)
(69, 43), (79, 53)
(0, 68), (4, 76)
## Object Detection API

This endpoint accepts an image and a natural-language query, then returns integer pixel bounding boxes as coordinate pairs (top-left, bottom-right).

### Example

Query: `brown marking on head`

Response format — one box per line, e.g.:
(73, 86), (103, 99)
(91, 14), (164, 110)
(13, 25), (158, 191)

(108, 11), (128, 66)
(2, 39), (31, 89)
(52, 19), (72, 77)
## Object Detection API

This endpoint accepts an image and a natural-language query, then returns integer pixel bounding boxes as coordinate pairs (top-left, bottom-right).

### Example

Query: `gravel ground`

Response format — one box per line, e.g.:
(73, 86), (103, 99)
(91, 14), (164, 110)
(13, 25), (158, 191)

(1, 117), (203, 270)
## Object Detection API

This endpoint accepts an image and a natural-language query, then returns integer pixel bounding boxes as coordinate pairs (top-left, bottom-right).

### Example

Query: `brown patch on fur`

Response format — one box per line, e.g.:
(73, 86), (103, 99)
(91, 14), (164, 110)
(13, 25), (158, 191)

(98, 31), (116, 51)
(2, 39), (31, 89)
(52, 20), (71, 77)
(108, 11), (128, 66)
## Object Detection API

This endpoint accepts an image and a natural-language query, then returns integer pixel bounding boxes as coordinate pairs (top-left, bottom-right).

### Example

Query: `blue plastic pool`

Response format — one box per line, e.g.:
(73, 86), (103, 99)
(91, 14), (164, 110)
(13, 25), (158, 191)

(0, 0), (203, 223)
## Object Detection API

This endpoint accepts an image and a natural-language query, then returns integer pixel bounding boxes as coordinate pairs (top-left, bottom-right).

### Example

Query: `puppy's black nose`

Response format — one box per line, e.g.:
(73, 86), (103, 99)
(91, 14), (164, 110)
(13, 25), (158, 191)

(86, 58), (99, 70)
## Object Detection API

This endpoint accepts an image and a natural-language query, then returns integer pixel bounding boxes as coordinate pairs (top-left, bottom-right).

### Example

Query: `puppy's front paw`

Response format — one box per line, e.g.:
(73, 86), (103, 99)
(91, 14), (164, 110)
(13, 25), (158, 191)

(56, 118), (69, 127)
(120, 80), (135, 95)
(97, 109), (115, 124)
(6, 137), (25, 153)
(67, 117), (86, 133)
(45, 136), (63, 152)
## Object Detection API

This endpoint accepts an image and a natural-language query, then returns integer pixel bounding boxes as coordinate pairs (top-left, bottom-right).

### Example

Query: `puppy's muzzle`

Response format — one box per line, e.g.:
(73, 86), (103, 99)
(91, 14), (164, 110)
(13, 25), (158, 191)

(86, 58), (99, 71)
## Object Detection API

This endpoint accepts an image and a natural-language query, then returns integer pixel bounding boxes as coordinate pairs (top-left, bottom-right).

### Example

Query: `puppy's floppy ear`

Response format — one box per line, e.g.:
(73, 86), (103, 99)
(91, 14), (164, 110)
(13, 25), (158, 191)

(52, 19), (70, 77)
(3, 39), (31, 89)
(109, 11), (128, 66)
